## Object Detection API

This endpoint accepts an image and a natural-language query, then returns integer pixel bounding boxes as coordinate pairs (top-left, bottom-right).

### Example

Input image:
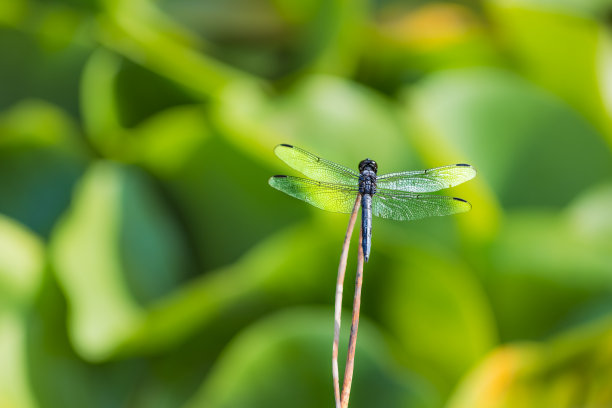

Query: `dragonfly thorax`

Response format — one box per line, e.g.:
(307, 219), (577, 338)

(358, 158), (377, 195)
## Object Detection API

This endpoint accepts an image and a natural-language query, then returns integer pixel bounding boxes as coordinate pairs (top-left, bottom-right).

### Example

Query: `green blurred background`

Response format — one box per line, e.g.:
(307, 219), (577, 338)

(2, 0), (612, 407)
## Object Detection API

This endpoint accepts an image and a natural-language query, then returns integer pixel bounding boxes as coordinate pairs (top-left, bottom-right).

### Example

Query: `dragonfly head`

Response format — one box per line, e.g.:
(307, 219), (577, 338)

(359, 159), (378, 174)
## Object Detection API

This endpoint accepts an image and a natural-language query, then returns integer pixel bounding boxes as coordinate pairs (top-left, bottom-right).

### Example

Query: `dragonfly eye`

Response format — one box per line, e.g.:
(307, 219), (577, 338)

(359, 159), (378, 173)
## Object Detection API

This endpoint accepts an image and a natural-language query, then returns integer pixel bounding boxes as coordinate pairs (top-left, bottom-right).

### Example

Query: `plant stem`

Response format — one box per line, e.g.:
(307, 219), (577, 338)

(340, 224), (365, 408)
(333, 195), (361, 408)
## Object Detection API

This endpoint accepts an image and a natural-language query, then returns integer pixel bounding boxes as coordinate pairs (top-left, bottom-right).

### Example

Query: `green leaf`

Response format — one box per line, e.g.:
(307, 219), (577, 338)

(0, 216), (44, 307)
(375, 245), (496, 396)
(485, 0), (612, 144)
(0, 0), (28, 27)
(112, 221), (352, 356)
(146, 136), (304, 270)
(185, 308), (438, 408)
(50, 161), (190, 361)
(406, 68), (612, 209)
(359, 4), (503, 91)
(27, 269), (151, 408)
(488, 182), (612, 341)
(81, 49), (204, 160)
(0, 310), (39, 408)
(448, 315), (612, 408)
(0, 216), (44, 408)
(80, 49), (125, 153)
(97, 0), (263, 101)
(126, 105), (210, 176)
(0, 100), (89, 238)
(215, 75), (422, 172)
(0, 18), (91, 115)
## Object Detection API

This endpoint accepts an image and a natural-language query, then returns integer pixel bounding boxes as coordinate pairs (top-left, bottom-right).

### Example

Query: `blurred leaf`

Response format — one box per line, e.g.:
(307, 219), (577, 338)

(185, 308), (438, 408)
(361, 3), (502, 91)
(488, 182), (612, 341)
(148, 136), (300, 270)
(565, 182), (612, 243)
(400, 70), (505, 244)
(33, 3), (87, 51)
(0, 12), (92, 115)
(601, 30), (612, 131)
(0, 310), (39, 408)
(299, 0), (367, 76)
(406, 68), (612, 209)
(271, 0), (322, 24)
(215, 75), (421, 171)
(112, 220), (352, 356)
(96, 222), (369, 407)
(376, 246), (496, 397)
(0, 216), (44, 306)
(126, 104), (210, 176)
(269, 76), (419, 168)
(80, 48), (124, 152)
(0, 100), (89, 238)
(158, 0), (367, 78)
(114, 59), (197, 127)
(159, 0), (296, 79)
(0, 99), (79, 149)
(27, 268), (151, 408)
(81, 48), (202, 157)
(0, 0), (27, 27)
(486, 0), (612, 144)
(448, 315), (612, 408)
(0, 216), (44, 408)
(50, 161), (190, 361)
(97, 0), (263, 101)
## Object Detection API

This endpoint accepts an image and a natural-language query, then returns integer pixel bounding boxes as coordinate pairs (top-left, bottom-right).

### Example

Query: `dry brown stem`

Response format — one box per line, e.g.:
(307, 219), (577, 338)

(332, 195), (361, 408)
(340, 225), (365, 408)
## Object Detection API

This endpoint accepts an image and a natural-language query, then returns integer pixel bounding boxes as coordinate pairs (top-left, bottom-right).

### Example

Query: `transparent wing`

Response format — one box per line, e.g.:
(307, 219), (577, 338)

(269, 175), (359, 213)
(376, 164), (476, 193)
(274, 144), (359, 185)
(372, 188), (471, 221)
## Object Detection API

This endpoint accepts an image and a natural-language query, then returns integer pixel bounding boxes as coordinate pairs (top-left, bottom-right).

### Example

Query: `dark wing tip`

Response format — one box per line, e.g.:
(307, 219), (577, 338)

(456, 163), (471, 167)
(279, 143), (294, 148)
(453, 197), (472, 211)
(268, 175), (287, 188)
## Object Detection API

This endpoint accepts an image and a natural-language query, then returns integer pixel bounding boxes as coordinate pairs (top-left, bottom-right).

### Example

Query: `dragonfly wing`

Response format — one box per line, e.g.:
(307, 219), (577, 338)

(372, 188), (471, 221)
(269, 175), (359, 213)
(274, 144), (359, 185)
(376, 164), (476, 193)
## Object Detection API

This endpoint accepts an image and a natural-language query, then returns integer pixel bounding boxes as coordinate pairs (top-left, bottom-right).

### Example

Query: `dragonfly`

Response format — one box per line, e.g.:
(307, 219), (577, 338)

(269, 144), (476, 262)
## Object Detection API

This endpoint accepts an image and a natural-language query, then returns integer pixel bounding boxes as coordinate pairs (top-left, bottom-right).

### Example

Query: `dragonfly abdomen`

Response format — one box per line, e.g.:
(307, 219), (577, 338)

(361, 194), (373, 262)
